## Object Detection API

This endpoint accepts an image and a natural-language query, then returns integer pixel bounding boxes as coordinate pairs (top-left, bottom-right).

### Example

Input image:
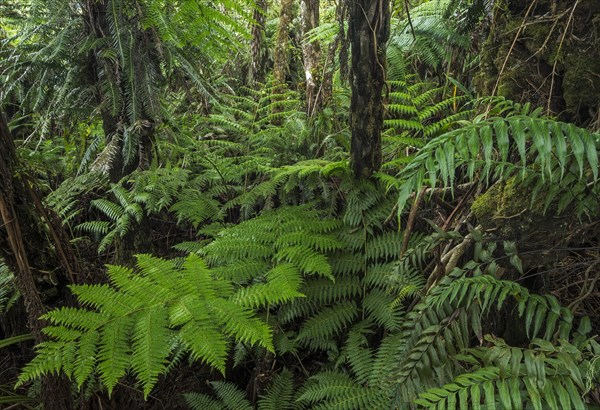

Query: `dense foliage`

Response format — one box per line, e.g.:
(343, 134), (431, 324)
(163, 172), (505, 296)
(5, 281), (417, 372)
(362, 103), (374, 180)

(1, 0), (599, 409)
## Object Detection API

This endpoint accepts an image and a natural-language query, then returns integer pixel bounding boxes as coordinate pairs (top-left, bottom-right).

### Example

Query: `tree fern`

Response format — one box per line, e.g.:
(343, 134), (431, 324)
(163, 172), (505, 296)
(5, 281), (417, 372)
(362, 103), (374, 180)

(17, 254), (275, 398)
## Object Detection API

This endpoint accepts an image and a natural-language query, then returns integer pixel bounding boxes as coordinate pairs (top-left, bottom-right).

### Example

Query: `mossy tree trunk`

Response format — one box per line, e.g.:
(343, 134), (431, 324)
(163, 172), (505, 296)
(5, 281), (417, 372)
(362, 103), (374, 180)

(348, 0), (390, 178)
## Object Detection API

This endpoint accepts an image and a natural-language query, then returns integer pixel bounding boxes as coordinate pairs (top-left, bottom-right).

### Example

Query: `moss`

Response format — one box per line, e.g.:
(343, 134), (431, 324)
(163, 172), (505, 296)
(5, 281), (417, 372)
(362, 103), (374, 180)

(476, 0), (600, 125)
(562, 54), (600, 119)
(471, 182), (501, 226)
(471, 177), (544, 239)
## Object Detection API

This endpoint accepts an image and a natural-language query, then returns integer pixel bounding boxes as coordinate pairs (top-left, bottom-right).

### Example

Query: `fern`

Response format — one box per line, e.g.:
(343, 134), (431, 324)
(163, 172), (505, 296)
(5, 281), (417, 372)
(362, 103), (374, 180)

(365, 257), (600, 408)
(415, 336), (600, 410)
(17, 254), (275, 398)
(77, 185), (141, 253)
(0, 261), (18, 315)
(46, 172), (108, 226)
(185, 368), (298, 410)
(390, 112), (600, 217)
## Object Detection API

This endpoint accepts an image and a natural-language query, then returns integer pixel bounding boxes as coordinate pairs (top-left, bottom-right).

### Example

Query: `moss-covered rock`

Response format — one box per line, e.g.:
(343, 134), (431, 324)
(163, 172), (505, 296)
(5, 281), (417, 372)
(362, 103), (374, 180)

(471, 177), (544, 240)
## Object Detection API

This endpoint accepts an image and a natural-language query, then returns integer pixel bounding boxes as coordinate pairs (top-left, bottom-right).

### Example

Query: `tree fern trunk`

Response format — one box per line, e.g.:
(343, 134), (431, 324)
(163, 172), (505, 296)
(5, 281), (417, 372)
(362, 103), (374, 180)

(274, 0), (295, 86)
(250, 0), (268, 85)
(301, 0), (322, 116)
(348, 0), (390, 178)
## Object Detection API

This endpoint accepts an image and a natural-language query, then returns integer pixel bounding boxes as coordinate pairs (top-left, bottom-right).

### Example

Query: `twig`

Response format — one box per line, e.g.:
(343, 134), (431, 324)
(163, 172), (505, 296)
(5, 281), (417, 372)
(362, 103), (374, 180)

(490, 0), (538, 100)
(547, 0), (580, 115)
(400, 186), (426, 257)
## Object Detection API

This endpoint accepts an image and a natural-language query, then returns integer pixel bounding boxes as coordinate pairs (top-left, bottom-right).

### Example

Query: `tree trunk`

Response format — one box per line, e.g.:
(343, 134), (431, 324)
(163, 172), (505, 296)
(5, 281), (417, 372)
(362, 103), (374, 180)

(273, 0), (295, 86)
(300, 0), (322, 116)
(0, 113), (74, 409)
(348, 0), (390, 178)
(250, 0), (268, 85)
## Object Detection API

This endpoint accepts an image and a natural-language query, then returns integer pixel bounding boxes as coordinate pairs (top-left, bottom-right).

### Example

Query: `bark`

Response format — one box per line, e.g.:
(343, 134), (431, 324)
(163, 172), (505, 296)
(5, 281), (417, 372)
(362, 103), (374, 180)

(300, 0), (322, 116)
(273, 0), (295, 86)
(348, 0), (390, 178)
(250, 0), (268, 84)
(0, 113), (74, 409)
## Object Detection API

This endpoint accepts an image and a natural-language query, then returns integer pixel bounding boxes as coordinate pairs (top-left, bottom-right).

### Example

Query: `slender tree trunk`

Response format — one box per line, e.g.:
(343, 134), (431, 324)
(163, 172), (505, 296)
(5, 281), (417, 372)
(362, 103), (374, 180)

(300, 0), (322, 116)
(273, 0), (295, 86)
(0, 113), (74, 410)
(250, 0), (268, 85)
(348, 0), (390, 178)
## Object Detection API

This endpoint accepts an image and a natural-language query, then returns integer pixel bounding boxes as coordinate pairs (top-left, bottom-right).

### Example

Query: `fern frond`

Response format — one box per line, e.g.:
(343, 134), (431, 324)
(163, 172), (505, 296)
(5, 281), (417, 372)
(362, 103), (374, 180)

(257, 369), (296, 410)
(18, 254), (276, 398)
(296, 301), (358, 350)
(393, 114), (600, 216)
(298, 370), (391, 409)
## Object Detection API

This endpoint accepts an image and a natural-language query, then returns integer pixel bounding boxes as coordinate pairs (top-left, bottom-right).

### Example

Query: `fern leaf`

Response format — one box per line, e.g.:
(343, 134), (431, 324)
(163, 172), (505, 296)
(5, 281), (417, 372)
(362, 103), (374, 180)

(131, 306), (173, 398)
(257, 369), (295, 410)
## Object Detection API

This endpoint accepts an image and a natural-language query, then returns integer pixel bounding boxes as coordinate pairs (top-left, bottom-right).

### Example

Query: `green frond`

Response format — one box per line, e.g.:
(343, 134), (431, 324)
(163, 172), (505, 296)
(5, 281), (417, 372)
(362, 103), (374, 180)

(394, 114), (600, 216)
(211, 381), (253, 410)
(233, 263), (304, 308)
(416, 336), (594, 410)
(430, 274), (576, 340)
(302, 276), (361, 305)
(131, 307), (173, 396)
(363, 288), (403, 330)
(184, 368), (298, 410)
(97, 315), (133, 395)
(18, 254), (277, 397)
(91, 198), (125, 222)
(297, 301), (358, 351)
(298, 371), (391, 409)
(17, 342), (70, 386)
(339, 324), (375, 384)
(365, 231), (403, 261)
(184, 392), (226, 410)
(179, 321), (228, 374)
(257, 369), (296, 410)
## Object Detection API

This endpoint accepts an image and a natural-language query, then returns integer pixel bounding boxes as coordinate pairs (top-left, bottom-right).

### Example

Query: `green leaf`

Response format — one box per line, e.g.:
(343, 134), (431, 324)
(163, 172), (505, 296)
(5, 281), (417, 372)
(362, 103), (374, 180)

(483, 380), (495, 410)
(584, 134), (599, 181)
(567, 124), (585, 178)
(494, 119), (509, 162)
(0, 333), (34, 349)
(510, 119), (527, 169)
